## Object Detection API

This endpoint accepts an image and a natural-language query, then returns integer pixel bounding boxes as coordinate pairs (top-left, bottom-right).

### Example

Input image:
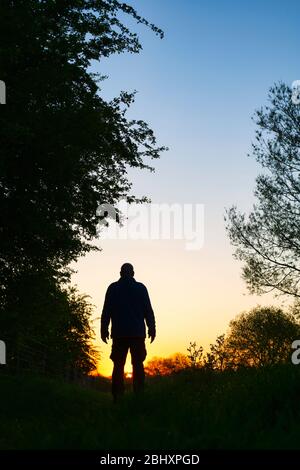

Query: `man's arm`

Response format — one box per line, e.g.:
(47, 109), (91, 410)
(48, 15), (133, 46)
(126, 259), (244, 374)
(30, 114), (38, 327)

(143, 286), (156, 343)
(101, 285), (113, 343)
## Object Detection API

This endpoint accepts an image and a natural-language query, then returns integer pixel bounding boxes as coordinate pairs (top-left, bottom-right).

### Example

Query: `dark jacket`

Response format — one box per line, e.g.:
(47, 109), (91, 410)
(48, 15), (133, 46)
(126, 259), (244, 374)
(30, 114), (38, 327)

(101, 277), (156, 339)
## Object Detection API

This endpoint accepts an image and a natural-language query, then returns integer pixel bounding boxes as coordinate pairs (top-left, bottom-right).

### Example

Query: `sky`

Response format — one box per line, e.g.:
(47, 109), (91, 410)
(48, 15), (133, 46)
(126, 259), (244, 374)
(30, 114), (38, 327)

(72, 0), (300, 376)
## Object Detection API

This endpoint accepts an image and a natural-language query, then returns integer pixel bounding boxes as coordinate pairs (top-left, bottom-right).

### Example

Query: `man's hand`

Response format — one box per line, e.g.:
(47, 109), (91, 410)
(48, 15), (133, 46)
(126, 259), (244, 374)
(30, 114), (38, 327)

(148, 332), (156, 343)
(101, 331), (109, 344)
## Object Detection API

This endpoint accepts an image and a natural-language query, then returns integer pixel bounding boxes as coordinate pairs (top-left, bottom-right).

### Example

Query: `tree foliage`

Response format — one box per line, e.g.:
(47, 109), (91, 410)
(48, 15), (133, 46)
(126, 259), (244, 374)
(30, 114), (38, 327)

(186, 341), (203, 368)
(226, 83), (300, 298)
(205, 334), (229, 371)
(225, 306), (300, 367)
(0, 0), (165, 376)
(2, 270), (99, 376)
(192, 307), (299, 371)
(0, 0), (165, 288)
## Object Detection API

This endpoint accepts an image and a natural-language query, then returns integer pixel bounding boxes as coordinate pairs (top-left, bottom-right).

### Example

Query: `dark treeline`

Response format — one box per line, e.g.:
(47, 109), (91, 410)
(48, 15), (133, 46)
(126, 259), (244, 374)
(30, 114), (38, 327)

(146, 306), (300, 375)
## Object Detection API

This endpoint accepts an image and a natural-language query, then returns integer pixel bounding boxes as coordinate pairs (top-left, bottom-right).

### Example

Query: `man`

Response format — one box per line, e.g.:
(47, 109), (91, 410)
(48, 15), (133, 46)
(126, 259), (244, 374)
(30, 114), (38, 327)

(101, 263), (156, 402)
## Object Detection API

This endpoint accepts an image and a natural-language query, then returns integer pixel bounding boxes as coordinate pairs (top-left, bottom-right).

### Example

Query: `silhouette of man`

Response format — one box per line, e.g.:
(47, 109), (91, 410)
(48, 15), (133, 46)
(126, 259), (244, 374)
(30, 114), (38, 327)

(101, 263), (156, 402)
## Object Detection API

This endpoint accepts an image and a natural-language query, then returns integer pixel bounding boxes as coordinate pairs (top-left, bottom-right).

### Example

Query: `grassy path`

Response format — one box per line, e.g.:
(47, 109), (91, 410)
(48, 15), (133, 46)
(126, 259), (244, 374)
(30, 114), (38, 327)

(0, 366), (300, 449)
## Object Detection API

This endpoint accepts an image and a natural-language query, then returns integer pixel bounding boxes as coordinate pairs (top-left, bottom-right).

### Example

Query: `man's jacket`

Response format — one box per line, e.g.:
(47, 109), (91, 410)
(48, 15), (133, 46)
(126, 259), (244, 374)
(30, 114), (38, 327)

(101, 277), (156, 339)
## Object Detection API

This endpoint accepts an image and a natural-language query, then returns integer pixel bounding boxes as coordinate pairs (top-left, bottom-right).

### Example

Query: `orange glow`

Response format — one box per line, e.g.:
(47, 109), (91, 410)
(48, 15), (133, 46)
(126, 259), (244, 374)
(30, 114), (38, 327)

(145, 353), (190, 376)
(73, 238), (281, 379)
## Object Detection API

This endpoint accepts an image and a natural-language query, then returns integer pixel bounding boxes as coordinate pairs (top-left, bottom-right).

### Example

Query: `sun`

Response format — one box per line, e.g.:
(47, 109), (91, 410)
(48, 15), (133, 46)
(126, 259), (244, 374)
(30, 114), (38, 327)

(125, 371), (133, 379)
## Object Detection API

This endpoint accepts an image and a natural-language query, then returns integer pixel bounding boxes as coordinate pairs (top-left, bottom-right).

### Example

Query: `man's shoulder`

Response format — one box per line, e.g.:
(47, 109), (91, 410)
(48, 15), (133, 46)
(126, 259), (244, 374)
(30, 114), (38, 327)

(135, 281), (148, 291)
(107, 281), (119, 290)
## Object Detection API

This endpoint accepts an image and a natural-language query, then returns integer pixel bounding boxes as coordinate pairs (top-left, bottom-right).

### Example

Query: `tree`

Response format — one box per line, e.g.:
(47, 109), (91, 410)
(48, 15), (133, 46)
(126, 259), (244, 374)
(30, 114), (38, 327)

(226, 83), (300, 298)
(225, 306), (300, 367)
(0, 1), (165, 374)
(204, 334), (229, 371)
(0, 0), (165, 292)
(1, 270), (99, 377)
(186, 341), (203, 368)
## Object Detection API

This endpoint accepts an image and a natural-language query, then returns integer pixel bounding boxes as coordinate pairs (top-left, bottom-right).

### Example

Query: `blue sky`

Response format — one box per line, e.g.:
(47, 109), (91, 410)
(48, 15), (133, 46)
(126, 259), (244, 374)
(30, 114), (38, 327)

(73, 0), (300, 375)
(98, 0), (300, 205)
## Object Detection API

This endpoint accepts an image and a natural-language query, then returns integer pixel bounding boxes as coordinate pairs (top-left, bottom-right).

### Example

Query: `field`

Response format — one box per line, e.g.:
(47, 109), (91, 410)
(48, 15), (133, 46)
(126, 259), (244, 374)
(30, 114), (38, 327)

(1, 365), (300, 450)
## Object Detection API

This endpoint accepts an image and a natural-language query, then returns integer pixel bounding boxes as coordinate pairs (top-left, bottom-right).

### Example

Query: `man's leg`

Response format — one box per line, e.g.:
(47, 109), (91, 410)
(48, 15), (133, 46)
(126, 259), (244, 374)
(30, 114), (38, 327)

(110, 338), (129, 402)
(130, 338), (147, 394)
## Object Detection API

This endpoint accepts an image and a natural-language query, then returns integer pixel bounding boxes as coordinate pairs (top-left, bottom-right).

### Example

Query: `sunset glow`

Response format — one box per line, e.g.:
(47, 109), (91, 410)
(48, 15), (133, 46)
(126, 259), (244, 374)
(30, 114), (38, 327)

(71, 0), (294, 378)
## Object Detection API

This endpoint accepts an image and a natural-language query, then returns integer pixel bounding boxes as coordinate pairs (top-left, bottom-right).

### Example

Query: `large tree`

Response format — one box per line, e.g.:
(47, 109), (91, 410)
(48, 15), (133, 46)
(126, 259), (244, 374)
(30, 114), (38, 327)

(225, 306), (300, 367)
(0, 0), (165, 374)
(0, 0), (165, 291)
(226, 83), (300, 298)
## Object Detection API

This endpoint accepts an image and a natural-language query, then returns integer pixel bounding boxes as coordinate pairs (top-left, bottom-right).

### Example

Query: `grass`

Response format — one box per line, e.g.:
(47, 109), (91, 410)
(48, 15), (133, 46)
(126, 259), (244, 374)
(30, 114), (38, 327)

(1, 365), (300, 449)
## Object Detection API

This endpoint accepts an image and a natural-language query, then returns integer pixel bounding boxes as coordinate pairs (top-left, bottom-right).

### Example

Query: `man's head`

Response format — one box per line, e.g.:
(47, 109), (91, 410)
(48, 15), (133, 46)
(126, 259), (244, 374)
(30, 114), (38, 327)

(120, 263), (134, 278)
